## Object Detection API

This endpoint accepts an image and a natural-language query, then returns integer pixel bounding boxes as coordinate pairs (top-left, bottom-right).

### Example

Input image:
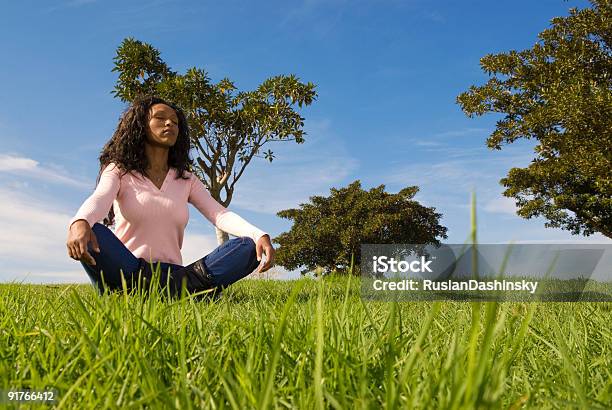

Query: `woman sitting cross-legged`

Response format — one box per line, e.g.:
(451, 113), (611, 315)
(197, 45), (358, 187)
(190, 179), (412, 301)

(66, 96), (275, 299)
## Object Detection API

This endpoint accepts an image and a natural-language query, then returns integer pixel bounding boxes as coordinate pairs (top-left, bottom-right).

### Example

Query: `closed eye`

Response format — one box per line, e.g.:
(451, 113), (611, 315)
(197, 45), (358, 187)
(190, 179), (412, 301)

(154, 116), (178, 125)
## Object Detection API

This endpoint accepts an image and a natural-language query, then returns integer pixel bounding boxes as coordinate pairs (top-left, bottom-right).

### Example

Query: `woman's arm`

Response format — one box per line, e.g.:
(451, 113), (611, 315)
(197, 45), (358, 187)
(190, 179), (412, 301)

(188, 175), (268, 244)
(189, 175), (275, 271)
(68, 163), (121, 229)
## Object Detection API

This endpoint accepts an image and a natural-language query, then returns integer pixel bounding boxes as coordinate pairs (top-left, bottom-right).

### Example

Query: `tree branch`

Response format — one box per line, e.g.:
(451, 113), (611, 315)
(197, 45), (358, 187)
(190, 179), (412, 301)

(229, 134), (264, 192)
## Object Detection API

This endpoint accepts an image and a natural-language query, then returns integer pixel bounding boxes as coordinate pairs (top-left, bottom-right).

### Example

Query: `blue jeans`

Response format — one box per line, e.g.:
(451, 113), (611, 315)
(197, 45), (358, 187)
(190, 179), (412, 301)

(80, 223), (260, 297)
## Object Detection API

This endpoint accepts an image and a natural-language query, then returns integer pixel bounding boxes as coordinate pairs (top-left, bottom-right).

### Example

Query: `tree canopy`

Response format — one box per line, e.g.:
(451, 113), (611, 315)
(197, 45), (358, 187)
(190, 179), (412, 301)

(273, 181), (448, 275)
(112, 38), (317, 242)
(457, 0), (611, 238)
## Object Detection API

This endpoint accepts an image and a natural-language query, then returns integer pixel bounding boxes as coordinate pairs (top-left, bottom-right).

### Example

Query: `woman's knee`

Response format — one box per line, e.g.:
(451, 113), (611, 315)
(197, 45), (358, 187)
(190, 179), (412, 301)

(241, 237), (260, 273)
(222, 237), (256, 259)
(90, 223), (119, 252)
(92, 222), (110, 235)
(239, 237), (257, 263)
(204, 237), (258, 288)
(241, 236), (256, 251)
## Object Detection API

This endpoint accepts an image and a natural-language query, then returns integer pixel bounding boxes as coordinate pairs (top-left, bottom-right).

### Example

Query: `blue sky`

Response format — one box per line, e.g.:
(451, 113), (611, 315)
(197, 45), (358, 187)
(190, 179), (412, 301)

(1, 0), (609, 283)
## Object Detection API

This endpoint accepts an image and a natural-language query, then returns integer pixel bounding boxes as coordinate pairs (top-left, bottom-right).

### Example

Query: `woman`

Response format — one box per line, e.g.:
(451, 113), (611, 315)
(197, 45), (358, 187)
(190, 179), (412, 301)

(66, 96), (275, 298)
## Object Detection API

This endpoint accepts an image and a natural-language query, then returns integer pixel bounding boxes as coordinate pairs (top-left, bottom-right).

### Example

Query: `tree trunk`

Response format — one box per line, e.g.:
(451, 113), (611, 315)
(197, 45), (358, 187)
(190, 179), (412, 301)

(215, 227), (229, 245)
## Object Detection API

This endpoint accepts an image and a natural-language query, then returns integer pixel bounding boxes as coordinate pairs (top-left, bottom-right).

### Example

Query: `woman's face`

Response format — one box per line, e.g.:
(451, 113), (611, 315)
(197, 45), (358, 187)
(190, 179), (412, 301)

(145, 103), (179, 148)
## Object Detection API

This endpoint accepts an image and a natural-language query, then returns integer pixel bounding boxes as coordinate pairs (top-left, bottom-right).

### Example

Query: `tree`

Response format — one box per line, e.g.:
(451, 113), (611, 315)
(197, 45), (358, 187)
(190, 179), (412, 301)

(112, 38), (317, 243)
(457, 0), (612, 238)
(273, 181), (448, 275)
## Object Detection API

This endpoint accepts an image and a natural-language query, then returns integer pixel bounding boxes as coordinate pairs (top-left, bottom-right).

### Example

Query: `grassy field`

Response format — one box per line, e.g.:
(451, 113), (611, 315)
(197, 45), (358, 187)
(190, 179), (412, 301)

(0, 276), (610, 409)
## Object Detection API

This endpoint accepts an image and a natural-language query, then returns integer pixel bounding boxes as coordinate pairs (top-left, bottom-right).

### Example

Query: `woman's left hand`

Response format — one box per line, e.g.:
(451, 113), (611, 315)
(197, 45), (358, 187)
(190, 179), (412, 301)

(256, 234), (275, 273)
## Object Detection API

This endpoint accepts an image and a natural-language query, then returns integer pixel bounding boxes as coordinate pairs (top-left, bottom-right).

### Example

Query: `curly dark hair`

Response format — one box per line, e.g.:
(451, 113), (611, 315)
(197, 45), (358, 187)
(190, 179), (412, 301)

(96, 95), (193, 226)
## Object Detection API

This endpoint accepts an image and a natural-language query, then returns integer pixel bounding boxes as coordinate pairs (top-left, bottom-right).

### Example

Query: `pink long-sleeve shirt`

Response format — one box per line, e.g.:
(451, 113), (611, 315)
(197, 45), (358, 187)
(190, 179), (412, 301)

(69, 162), (267, 265)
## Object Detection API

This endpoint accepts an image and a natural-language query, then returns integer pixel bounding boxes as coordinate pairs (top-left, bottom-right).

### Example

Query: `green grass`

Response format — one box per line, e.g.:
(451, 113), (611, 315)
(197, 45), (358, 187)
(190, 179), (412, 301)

(3, 195), (610, 408)
(1, 277), (611, 409)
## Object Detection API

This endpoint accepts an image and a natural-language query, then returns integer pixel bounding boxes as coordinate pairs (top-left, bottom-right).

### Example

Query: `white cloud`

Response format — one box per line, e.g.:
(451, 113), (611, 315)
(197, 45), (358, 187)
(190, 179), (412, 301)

(483, 196), (518, 216)
(180, 232), (218, 266)
(383, 158), (495, 198)
(43, 0), (98, 13)
(433, 127), (490, 138)
(489, 224), (612, 244)
(375, 142), (611, 244)
(0, 186), (86, 283)
(0, 155), (38, 171)
(0, 154), (90, 189)
(413, 140), (444, 147)
(382, 145), (533, 198)
(10, 270), (88, 284)
(504, 237), (612, 244)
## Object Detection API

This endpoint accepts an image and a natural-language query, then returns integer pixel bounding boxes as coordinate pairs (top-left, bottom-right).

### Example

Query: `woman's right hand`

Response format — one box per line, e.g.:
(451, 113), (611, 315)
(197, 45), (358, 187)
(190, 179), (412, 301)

(67, 220), (100, 266)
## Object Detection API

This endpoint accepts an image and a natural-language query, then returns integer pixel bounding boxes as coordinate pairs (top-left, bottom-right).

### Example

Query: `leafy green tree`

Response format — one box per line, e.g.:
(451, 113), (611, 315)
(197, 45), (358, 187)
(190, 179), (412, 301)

(112, 38), (317, 243)
(457, 0), (611, 238)
(273, 181), (448, 275)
